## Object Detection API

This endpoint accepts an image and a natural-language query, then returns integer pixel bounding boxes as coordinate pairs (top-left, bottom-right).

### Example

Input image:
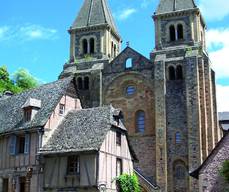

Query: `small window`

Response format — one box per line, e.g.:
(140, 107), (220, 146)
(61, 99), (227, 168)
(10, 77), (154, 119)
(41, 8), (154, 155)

(125, 58), (133, 69)
(9, 135), (16, 155)
(67, 156), (80, 175)
(136, 111), (145, 133)
(90, 38), (95, 54)
(84, 76), (89, 90)
(116, 132), (121, 146)
(116, 158), (123, 177)
(176, 65), (183, 80)
(59, 104), (65, 115)
(111, 42), (114, 57)
(24, 109), (32, 122)
(168, 66), (176, 80)
(126, 86), (136, 96)
(169, 25), (176, 41)
(77, 77), (83, 90)
(175, 132), (182, 144)
(175, 165), (186, 179)
(177, 24), (184, 40)
(114, 44), (117, 57)
(18, 136), (25, 154)
(83, 39), (88, 54)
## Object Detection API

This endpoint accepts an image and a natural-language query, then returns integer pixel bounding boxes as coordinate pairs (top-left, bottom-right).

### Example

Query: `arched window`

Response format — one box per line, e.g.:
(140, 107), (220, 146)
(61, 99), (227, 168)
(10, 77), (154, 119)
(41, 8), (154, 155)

(175, 132), (182, 144)
(77, 77), (83, 90)
(136, 111), (145, 133)
(177, 24), (184, 40)
(125, 58), (133, 69)
(84, 76), (89, 90)
(168, 66), (176, 80)
(176, 65), (183, 80)
(83, 39), (88, 54)
(173, 160), (188, 191)
(169, 25), (176, 41)
(175, 164), (186, 179)
(90, 38), (95, 54)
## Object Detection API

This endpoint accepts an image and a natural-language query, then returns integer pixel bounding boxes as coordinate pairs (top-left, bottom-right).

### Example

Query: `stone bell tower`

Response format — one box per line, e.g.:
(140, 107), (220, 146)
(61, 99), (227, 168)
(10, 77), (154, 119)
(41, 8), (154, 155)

(60, 0), (121, 108)
(152, 0), (219, 191)
(68, 0), (121, 61)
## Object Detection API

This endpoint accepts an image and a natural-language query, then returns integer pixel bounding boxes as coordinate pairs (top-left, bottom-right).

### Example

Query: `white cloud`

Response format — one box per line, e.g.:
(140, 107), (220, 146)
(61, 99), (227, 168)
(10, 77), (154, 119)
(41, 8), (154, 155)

(19, 24), (57, 41)
(0, 26), (9, 40)
(216, 84), (229, 112)
(116, 8), (137, 20)
(0, 24), (57, 42)
(206, 28), (229, 79)
(198, 0), (229, 21)
(141, 0), (153, 8)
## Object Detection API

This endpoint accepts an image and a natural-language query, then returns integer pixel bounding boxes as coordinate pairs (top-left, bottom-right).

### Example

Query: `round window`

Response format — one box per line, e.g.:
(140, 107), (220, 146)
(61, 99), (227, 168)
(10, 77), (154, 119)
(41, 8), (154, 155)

(126, 86), (136, 96)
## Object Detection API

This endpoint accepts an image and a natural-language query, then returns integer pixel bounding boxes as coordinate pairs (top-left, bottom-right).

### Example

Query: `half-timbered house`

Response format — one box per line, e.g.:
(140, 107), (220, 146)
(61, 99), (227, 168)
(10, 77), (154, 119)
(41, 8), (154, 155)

(0, 77), (135, 192)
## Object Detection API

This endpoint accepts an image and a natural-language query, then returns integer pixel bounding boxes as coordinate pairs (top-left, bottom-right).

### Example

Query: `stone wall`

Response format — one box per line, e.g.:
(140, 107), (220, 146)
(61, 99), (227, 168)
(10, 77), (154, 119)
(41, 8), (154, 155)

(103, 47), (156, 180)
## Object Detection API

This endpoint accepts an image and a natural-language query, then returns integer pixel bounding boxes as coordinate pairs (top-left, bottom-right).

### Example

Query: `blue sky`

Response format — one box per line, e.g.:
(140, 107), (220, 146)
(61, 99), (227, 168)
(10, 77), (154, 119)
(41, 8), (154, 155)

(0, 0), (229, 111)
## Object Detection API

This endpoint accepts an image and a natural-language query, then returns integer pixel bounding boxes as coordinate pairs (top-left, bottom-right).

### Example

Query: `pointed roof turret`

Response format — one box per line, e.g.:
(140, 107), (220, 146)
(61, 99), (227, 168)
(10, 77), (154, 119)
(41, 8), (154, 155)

(156, 0), (197, 14)
(71, 0), (118, 34)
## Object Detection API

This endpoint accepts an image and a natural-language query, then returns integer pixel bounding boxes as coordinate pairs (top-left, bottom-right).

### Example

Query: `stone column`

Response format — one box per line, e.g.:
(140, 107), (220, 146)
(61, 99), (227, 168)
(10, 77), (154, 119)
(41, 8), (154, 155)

(154, 54), (168, 192)
(185, 50), (201, 192)
(204, 58), (215, 152)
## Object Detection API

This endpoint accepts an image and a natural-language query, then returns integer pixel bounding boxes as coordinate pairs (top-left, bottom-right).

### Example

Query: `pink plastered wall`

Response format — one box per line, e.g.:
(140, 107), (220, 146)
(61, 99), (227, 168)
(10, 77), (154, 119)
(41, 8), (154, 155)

(43, 95), (82, 145)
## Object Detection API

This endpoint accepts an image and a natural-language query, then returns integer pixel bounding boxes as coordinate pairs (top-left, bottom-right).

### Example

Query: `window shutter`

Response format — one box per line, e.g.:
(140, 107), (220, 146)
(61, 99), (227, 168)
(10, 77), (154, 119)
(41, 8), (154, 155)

(24, 134), (30, 154)
(9, 135), (17, 155)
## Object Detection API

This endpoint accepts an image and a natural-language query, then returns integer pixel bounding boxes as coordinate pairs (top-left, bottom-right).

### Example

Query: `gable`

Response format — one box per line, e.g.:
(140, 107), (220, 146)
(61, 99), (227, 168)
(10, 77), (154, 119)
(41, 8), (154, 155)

(0, 77), (77, 134)
(104, 47), (153, 74)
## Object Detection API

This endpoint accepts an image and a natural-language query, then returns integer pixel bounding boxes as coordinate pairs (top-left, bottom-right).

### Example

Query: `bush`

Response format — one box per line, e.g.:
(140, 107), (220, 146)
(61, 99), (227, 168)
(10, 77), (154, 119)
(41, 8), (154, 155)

(116, 173), (140, 192)
(219, 160), (229, 183)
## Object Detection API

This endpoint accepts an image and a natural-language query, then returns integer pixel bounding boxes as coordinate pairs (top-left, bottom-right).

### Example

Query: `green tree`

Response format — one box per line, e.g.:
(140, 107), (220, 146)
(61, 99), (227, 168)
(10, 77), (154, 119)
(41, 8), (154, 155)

(220, 160), (229, 183)
(115, 173), (141, 192)
(0, 65), (10, 81)
(0, 66), (39, 94)
(13, 68), (38, 91)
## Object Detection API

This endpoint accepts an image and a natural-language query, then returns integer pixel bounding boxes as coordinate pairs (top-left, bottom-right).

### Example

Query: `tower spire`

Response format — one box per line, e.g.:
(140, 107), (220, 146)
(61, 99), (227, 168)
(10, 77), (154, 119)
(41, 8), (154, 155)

(71, 0), (119, 36)
(156, 0), (196, 14)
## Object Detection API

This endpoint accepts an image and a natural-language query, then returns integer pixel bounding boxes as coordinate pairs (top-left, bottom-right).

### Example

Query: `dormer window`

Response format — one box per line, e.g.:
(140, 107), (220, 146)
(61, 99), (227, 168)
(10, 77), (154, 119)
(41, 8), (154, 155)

(24, 108), (32, 122)
(59, 104), (65, 115)
(22, 98), (41, 122)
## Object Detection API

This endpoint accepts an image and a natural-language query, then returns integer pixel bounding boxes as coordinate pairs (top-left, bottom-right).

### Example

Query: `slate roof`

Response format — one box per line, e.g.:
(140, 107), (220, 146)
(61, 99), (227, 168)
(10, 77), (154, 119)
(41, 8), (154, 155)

(40, 106), (126, 154)
(156, 0), (197, 14)
(71, 0), (118, 34)
(190, 132), (229, 179)
(0, 77), (74, 134)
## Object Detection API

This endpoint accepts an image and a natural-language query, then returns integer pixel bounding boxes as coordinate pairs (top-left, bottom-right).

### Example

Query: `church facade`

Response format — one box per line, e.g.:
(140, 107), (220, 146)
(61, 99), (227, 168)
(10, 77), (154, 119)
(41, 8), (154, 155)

(60, 0), (222, 191)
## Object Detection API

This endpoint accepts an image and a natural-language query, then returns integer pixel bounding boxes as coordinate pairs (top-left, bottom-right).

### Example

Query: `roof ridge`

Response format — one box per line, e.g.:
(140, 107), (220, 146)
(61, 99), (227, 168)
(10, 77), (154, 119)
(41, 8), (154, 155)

(0, 77), (73, 100)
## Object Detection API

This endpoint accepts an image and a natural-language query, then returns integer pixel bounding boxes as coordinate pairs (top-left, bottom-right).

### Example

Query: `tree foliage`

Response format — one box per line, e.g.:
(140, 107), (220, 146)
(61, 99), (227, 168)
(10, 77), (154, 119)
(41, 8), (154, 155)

(116, 173), (141, 192)
(0, 65), (38, 94)
(220, 160), (229, 183)
(13, 69), (38, 90)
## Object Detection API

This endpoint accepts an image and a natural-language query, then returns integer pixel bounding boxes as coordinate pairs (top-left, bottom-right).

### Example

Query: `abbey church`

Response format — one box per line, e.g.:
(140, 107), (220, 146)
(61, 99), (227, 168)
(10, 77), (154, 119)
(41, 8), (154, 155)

(0, 0), (222, 192)
(59, 0), (221, 191)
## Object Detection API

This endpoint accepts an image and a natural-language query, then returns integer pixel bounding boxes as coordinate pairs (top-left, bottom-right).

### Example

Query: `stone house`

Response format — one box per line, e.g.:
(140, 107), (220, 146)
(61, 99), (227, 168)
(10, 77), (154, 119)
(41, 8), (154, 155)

(190, 131), (229, 192)
(0, 77), (136, 192)
(59, 0), (222, 191)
